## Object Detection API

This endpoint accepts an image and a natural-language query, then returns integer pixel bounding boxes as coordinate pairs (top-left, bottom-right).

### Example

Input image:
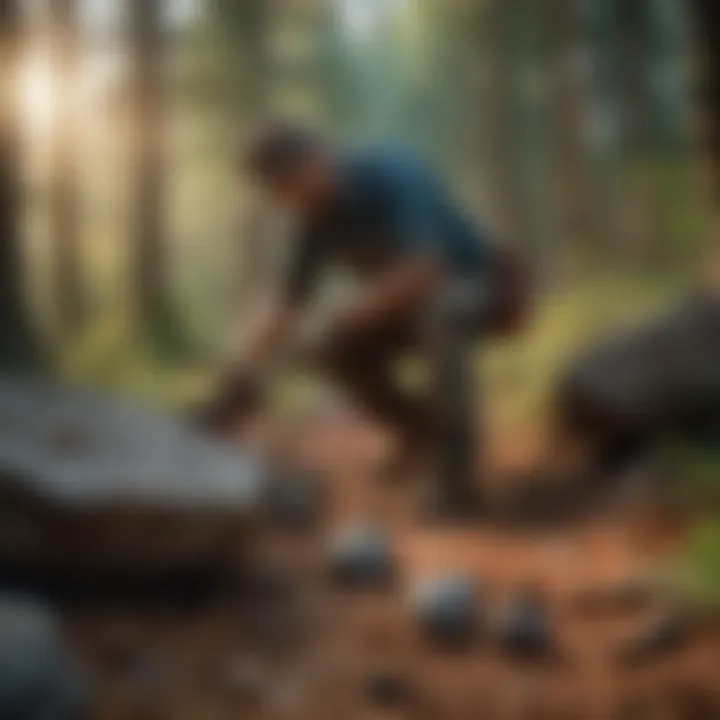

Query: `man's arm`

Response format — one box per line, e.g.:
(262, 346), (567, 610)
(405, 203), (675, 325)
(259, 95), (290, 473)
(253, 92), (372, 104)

(193, 297), (295, 433)
(197, 229), (318, 432)
(334, 254), (444, 337)
(231, 296), (299, 372)
(226, 223), (319, 373)
(336, 154), (448, 336)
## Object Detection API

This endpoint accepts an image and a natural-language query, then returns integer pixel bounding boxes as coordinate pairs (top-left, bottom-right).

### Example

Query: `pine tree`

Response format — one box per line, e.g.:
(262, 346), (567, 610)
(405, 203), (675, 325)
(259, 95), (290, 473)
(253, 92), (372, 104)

(0, 0), (43, 369)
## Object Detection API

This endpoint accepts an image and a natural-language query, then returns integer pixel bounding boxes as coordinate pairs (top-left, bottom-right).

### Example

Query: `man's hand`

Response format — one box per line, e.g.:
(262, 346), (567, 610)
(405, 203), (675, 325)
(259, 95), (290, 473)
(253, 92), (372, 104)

(194, 297), (300, 436)
(191, 365), (267, 435)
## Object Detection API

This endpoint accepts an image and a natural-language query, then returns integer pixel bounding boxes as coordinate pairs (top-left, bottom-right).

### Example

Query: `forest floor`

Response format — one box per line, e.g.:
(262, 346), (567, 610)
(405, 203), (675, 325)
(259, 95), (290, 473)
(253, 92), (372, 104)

(64, 408), (720, 720)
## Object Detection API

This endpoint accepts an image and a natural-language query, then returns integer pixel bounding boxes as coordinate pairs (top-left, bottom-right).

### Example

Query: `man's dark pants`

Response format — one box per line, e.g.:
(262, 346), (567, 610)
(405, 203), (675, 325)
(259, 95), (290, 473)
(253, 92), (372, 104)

(309, 249), (529, 511)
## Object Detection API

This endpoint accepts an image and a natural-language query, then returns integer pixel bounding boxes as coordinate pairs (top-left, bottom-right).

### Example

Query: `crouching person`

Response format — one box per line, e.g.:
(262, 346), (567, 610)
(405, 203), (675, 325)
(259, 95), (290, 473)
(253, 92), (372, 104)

(199, 123), (531, 519)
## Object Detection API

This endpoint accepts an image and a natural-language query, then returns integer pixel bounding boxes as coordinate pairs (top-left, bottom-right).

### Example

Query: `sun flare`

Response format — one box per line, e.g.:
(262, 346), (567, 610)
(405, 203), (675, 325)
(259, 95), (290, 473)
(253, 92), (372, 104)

(21, 53), (56, 137)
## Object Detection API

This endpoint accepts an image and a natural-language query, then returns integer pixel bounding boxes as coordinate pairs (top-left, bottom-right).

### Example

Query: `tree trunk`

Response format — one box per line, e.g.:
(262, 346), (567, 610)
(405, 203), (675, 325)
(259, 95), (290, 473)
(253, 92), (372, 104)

(0, 0), (41, 369)
(211, 0), (270, 118)
(508, 0), (555, 279)
(548, 0), (597, 277)
(614, 0), (660, 268)
(479, 0), (523, 243)
(50, 0), (83, 335)
(209, 0), (273, 307)
(583, 0), (625, 267)
(688, 0), (720, 196)
(129, 0), (176, 339)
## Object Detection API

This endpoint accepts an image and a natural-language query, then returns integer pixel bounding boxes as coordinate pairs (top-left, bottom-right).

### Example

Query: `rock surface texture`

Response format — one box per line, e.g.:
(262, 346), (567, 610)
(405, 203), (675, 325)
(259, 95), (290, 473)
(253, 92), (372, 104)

(0, 377), (265, 570)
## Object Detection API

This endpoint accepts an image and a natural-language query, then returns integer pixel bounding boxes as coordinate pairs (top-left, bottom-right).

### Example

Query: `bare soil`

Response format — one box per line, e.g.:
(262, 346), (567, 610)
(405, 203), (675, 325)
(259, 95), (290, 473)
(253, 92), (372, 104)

(66, 412), (720, 719)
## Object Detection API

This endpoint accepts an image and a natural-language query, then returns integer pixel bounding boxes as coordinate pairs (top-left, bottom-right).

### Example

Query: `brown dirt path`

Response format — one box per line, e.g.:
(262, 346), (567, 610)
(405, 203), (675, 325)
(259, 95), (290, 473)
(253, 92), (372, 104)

(68, 412), (720, 719)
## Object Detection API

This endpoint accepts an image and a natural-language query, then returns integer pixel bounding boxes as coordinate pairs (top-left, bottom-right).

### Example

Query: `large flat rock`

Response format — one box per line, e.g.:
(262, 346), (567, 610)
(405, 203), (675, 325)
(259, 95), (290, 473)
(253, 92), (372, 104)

(0, 378), (266, 571)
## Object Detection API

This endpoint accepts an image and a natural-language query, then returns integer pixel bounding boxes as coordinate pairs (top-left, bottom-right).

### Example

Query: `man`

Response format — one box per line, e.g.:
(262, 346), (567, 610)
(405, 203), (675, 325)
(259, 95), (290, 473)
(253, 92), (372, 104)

(201, 123), (530, 516)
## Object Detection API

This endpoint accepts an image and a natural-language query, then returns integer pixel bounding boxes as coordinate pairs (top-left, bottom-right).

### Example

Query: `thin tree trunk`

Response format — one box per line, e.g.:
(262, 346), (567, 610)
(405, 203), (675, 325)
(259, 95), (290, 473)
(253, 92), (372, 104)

(50, 0), (83, 335)
(583, 0), (625, 267)
(614, 0), (659, 268)
(644, 0), (695, 269)
(229, 0), (272, 307)
(207, 0), (272, 306)
(548, 0), (597, 277)
(688, 0), (720, 196)
(510, 0), (555, 279)
(0, 0), (41, 369)
(482, 0), (523, 243)
(129, 0), (175, 337)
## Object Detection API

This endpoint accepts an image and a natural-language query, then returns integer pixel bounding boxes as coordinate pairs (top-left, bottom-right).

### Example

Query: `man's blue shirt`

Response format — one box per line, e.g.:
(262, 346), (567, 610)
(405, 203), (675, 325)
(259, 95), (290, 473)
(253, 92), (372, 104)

(284, 146), (488, 302)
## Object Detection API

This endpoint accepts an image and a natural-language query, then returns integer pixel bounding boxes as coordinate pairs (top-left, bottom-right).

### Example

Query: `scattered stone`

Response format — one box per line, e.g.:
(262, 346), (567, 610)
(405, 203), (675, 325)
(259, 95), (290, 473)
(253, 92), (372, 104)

(409, 574), (480, 646)
(0, 595), (89, 720)
(496, 590), (553, 659)
(362, 668), (412, 708)
(263, 470), (326, 531)
(616, 608), (688, 666)
(328, 524), (395, 589)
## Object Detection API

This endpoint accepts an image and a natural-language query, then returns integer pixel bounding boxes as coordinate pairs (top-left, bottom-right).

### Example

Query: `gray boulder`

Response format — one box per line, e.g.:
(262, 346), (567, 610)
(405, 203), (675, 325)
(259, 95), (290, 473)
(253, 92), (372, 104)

(0, 596), (87, 720)
(0, 378), (266, 571)
(556, 294), (720, 468)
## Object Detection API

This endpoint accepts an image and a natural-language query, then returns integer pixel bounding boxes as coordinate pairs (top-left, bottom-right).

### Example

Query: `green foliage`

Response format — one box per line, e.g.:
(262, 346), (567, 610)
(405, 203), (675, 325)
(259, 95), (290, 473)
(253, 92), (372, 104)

(657, 441), (720, 506)
(483, 273), (679, 432)
(654, 441), (720, 609)
(681, 520), (720, 607)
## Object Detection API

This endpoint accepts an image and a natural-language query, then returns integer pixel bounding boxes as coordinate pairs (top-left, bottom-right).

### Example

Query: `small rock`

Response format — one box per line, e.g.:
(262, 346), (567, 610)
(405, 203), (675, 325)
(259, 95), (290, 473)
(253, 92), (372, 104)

(496, 590), (553, 659)
(264, 470), (326, 531)
(409, 574), (480, 646)
(0, 595), (89, 720)
(328, 524), (395, 589)
(616, 608), (687, 666)
(362, 668), (411, 708)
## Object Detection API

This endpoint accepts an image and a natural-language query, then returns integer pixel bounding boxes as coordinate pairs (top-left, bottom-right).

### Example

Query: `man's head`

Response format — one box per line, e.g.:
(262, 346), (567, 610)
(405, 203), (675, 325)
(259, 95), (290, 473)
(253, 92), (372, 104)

(244, 122), (336, 216)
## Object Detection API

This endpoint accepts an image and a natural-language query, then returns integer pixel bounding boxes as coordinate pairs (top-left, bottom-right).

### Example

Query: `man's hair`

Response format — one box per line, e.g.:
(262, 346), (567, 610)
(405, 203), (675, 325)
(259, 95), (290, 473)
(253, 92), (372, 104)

(244, 122), (322, 182)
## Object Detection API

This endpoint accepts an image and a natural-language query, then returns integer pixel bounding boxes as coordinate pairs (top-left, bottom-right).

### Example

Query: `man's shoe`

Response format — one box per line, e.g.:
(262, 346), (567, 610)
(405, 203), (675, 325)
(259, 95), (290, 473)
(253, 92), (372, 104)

(420, 485), (486, 524)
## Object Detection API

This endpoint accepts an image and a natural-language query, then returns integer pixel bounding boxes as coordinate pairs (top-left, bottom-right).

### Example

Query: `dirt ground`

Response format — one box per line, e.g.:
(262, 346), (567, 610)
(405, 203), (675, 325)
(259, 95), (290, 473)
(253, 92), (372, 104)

(66, 412), (720, 720)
